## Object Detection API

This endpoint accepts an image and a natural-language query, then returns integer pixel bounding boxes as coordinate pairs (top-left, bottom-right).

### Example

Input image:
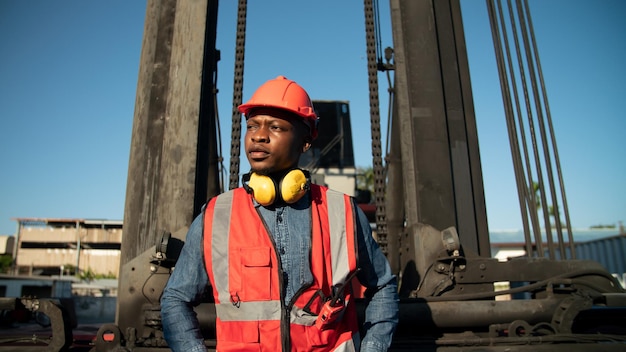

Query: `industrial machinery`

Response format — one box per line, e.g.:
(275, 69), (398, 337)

(3, 0), (625, 351)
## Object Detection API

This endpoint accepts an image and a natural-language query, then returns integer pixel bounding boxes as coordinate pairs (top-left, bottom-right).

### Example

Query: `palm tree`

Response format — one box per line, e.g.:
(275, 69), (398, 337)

(532, 181), (562, 227)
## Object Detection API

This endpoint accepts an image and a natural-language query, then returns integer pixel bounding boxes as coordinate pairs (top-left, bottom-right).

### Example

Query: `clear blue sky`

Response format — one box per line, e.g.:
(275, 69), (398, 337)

(0, 0), (624, 236)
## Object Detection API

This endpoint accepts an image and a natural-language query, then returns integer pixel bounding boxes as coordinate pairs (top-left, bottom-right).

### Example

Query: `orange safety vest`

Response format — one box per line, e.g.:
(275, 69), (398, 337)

(203, 184), (360, 352)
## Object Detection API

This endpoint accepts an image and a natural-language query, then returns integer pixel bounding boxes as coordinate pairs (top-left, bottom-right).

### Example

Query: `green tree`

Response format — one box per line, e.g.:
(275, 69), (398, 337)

(78, 267), (117, 281)
(0, 255), (13, 273)
(79, 267), (97, 282)
(356, 166), (374, 193)
(62, 264), (77, 276)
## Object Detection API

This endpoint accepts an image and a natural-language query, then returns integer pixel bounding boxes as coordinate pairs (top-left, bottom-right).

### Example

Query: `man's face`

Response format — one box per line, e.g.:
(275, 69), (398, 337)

(245, 109), (311, 175)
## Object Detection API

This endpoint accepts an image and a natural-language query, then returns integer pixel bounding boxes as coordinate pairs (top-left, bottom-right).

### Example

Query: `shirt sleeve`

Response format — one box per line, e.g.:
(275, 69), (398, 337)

(160, 214), (209, 352)
(353, 200), (400, 352)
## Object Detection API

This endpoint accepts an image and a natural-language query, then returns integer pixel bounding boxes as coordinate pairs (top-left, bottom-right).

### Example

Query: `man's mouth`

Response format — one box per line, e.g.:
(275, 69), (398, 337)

(248, 147), (269, 159)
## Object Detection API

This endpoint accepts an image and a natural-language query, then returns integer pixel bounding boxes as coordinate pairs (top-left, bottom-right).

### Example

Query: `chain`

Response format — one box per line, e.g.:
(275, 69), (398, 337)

(363, 0), (387, 254)
(228, 0), (248, 190)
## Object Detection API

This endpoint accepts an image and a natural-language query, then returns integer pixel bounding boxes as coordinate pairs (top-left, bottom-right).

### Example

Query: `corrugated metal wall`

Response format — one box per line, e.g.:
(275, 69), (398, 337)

(533, 234), (626, 289)
(575, 234), (626, 277)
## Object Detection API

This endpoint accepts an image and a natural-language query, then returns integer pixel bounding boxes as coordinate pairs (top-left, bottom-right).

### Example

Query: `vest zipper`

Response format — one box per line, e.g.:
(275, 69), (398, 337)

(256, 207), (290, 352)
(281, 203), (316, 351)
(283, 214), (314, 352)
(255, 202), (315, 352)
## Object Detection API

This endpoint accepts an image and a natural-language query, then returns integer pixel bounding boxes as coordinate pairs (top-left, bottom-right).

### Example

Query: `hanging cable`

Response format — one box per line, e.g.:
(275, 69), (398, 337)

(373, 0), (395, 157)
(486, 0), (574, 259)
(486, 0), (536, 257)
(522, 0), (575, 258)
(212, 67), (226, 193)
(373, 0), (383, 65)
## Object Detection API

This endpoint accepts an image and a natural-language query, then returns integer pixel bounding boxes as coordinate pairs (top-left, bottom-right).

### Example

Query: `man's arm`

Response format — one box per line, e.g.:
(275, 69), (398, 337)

(353, 202), (400, 352)
(160, 215), (209, 352)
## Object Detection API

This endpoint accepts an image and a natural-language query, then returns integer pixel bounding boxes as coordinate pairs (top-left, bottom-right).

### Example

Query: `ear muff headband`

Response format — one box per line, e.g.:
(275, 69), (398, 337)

(243, 169), (309, 206)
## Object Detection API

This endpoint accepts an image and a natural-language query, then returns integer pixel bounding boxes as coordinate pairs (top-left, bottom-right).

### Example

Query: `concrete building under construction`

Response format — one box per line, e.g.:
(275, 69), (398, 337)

(10, 218), (122, 278)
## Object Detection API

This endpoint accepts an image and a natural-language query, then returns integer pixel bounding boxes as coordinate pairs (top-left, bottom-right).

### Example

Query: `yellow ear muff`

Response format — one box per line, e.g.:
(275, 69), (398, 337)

(248, 173), (276, 206)
(246, 169), (309, 206)
(280, 169), (308, 204)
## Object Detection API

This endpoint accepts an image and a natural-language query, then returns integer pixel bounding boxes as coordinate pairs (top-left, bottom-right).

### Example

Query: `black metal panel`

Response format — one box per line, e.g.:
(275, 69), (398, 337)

(389, 0), (489, 257)
(308, 100), (355, 169)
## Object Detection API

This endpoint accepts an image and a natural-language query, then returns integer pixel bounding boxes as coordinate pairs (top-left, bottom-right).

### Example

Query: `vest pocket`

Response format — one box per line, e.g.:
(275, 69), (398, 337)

(218, 320), (262, 351)
(240, 247), (272, 301)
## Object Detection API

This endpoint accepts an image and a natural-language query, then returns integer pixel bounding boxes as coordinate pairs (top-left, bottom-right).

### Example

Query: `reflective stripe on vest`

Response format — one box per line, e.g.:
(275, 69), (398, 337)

(203, 185), (359, 351)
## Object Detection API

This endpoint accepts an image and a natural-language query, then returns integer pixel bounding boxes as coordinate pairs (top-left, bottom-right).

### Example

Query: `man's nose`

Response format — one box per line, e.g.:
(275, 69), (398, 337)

(251, 127), (269, 142)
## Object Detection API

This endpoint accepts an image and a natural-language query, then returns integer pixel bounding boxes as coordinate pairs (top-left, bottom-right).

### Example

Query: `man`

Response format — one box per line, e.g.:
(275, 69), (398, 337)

(161, 76), (399, 351)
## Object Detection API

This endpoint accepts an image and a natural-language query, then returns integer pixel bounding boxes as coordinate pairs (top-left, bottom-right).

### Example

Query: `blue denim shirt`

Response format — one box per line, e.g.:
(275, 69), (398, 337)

(161, 192), (399, 351)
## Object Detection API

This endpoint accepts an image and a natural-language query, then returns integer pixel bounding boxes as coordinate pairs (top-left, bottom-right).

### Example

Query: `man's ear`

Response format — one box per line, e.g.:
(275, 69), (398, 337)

(302, 139), (312, 153)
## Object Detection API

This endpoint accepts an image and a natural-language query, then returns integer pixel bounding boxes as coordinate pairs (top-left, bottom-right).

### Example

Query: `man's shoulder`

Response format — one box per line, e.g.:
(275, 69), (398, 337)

(209, 187), (245, 200)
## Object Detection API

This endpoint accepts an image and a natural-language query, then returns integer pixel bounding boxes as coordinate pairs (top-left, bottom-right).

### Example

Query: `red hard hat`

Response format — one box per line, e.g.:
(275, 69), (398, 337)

(238, 76), (318, 139)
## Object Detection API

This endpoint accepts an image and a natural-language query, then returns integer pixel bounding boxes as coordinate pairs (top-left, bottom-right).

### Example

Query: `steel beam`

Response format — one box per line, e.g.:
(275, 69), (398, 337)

(389, 0), (490, 264)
